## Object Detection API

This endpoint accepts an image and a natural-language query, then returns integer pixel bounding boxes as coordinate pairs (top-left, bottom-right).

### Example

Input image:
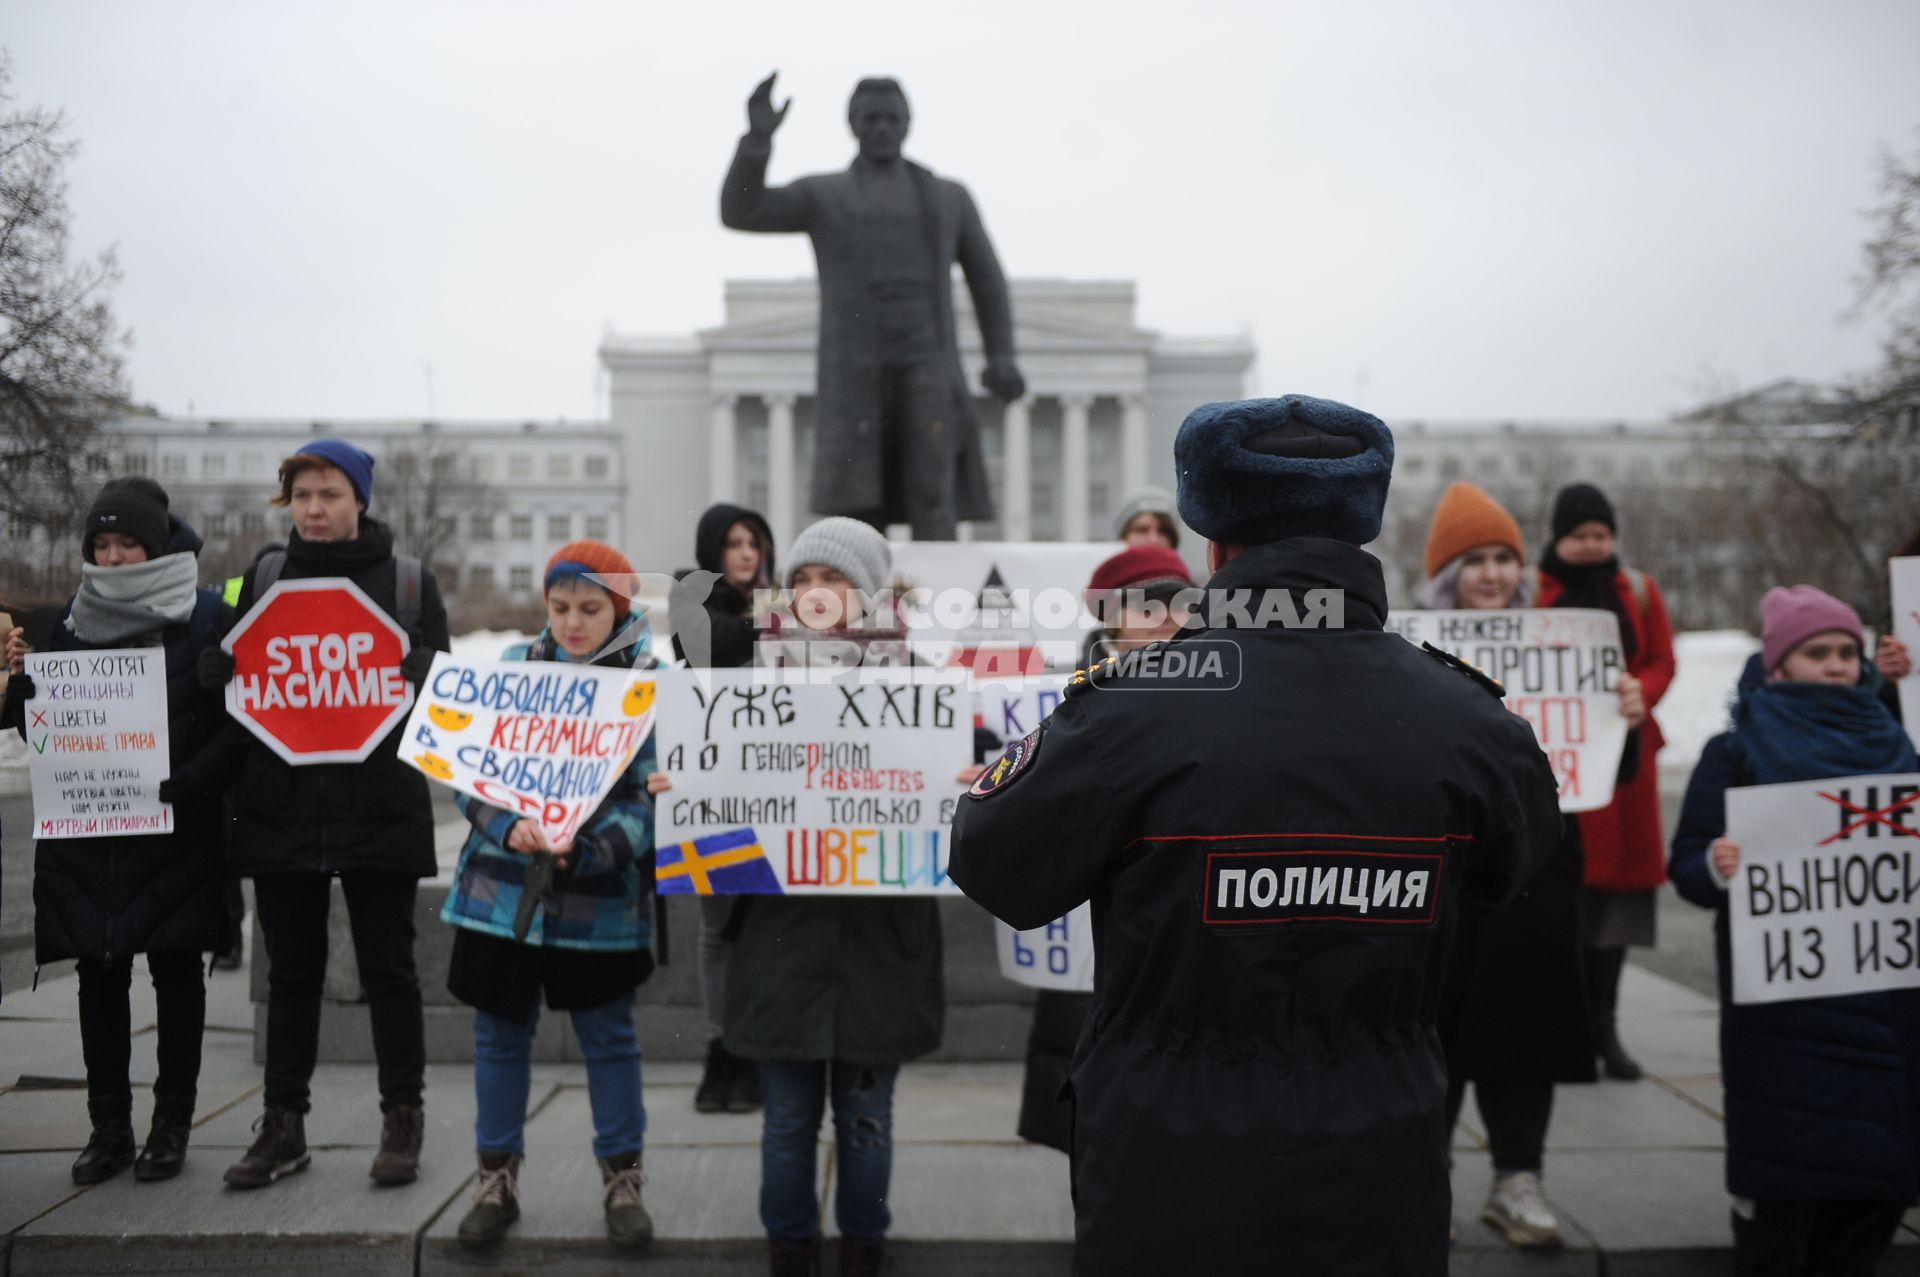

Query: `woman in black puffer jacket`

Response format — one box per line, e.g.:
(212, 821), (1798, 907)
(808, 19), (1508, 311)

(4, 479), (234, 1186)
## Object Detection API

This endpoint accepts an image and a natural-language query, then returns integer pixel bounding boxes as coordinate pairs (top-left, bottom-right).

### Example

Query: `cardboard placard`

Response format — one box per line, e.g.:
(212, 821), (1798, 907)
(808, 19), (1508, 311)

(24, 648), (173, 838)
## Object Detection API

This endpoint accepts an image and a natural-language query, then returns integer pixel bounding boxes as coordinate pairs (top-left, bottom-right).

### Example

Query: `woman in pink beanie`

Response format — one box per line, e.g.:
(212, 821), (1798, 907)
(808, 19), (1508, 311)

(1669, 584), (1918, 1273)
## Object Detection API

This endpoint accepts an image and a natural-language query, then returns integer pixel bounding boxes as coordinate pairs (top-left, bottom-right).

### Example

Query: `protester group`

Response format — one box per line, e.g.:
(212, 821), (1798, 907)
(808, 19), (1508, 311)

(2, 398), (1916, 1276)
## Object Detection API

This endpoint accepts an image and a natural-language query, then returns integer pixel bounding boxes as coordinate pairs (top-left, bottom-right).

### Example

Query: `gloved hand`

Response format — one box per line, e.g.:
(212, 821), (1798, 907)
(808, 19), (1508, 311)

(157, 772), (206, 806)
(401, 631), (435, 691)
(196, 646), (236, 691)
(7, 672), (37, 702)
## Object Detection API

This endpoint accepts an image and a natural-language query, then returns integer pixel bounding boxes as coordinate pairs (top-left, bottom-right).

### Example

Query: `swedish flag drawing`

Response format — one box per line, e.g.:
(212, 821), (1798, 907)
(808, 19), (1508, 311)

(656, 828), (783, 895)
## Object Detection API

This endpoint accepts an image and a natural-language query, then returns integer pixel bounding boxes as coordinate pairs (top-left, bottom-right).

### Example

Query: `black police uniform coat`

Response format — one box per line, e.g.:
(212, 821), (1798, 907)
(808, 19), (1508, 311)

(949, 537), (1561, 1277)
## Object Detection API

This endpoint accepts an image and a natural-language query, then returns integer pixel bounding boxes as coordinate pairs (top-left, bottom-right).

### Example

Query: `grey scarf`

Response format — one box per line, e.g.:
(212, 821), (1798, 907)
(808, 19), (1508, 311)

(67, 552), (200, 644)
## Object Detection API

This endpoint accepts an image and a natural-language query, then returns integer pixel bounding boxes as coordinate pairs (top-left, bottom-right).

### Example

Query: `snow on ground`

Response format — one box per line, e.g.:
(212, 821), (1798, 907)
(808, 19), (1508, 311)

(1659, 630), (1761, 769)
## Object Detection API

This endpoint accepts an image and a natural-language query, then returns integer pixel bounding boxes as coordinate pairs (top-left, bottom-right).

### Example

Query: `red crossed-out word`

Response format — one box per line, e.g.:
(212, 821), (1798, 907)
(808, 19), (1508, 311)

(1815, 788), (1920, 846)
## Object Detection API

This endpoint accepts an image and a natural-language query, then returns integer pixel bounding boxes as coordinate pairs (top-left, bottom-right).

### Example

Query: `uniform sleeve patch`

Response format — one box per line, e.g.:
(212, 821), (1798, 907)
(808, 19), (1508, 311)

(1202, 847), (1446, 929)
(967, 724), (1044, 799)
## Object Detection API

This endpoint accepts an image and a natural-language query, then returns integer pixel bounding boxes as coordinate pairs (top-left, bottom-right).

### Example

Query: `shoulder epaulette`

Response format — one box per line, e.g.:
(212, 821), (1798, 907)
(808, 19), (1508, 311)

(1420, 641), (1505, 699)
(1063, 653), (1122, 699)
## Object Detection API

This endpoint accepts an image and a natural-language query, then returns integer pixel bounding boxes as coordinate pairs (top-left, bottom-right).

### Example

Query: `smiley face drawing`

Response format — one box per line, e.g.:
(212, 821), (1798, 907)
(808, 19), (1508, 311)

(623, 681), (656, 718)
(415, 752), (454, 781)
(427, 704), (473, 732)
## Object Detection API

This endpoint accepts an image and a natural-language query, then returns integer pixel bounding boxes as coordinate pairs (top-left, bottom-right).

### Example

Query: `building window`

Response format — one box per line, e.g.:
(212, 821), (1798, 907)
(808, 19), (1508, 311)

(510, 564), (533, 592)
(585, 514), (609, 540)
(547, 514), (570, 540)
(468, 564), (495, 591)
(471, 456), (496, 482)
(1439, 456), (1461, 479)
(202, 454), (225, 478)
(471, 514), (494, 541)
(547, 454), (572, 480)
(240, 453), (264, 477)
(439, 565), (459, 592)
(205, 512), (228, 536)
(123, 452), (149, 475)
(585, 455), (610, 479)
(509, 454), (533, 479)
(87, 453), (111, 475)
(161, 454), (187, 477)
(510, 514), (533, 541)
(1033, 486), (1055, 516)
(748, 481), (769, 511)
(1516, 453), (1536, 476)
(7, 513), (32, 539)
(1402, 456), (1426, 474)
(1089, 483), (1109, 516)
(241, 511), (265, 535)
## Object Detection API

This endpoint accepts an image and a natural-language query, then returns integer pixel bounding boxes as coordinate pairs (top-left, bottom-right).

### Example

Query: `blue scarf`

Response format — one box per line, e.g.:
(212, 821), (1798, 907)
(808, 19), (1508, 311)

(1731, 659), (1915, 785)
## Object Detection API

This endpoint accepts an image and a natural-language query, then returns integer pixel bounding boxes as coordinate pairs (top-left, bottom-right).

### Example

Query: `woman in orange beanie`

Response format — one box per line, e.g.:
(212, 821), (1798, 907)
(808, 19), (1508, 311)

(1418, 482), (1600, 1252)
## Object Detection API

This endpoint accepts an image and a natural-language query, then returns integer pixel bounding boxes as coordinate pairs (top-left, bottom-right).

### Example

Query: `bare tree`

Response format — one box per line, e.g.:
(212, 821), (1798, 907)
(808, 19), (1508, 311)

(0, 53), (128, 532)
(381, 436), (483, 582)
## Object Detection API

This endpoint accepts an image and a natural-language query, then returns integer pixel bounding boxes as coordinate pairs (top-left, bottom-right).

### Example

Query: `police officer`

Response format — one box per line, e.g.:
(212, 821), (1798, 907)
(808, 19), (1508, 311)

(949, 395), (1562, 1276)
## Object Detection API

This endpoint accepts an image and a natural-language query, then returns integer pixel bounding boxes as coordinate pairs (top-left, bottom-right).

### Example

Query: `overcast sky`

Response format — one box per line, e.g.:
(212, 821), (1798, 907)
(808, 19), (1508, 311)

(7, 0), (1918, 424)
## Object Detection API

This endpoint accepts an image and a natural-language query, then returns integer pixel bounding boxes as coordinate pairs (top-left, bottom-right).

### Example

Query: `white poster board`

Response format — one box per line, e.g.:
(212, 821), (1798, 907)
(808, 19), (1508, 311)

(1388, 608), (1629, 813)
(653, 667), (972, 895)
(1727, 773), (1920, 1005)
(24, 648), (173, 838)
(995, 902), (1096, 992)
(397, 652), (656, 849)
(1892, 558), (1920, 748)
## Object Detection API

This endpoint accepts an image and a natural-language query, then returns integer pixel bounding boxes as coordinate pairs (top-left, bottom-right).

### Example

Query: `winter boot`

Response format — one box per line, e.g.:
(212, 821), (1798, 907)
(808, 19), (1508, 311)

(456, 1153), (522, 1248)
(134, 1093), (195, 1181)
(726, 1056), (764, 1114)
(1596, 1018), (1644, 1081)
(223, 1106), (309, 1188)
(695, 1038), (734, 1113)
(840, 1234), (886, 1277)
(598, 1153), (653, 1249)
(769, 1238), (819, 1277)
(370, 1104), (424, 1185)
(71, 1096), (137, 1185)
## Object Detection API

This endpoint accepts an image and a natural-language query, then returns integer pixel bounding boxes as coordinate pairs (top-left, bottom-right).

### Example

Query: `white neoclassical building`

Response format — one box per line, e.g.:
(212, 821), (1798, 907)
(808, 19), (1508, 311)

(600, 278), (1257, 567)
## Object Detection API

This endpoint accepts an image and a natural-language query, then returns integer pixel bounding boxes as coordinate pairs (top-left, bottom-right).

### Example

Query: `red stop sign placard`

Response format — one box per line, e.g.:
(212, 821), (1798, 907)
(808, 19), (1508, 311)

(223, 578), (414, 764)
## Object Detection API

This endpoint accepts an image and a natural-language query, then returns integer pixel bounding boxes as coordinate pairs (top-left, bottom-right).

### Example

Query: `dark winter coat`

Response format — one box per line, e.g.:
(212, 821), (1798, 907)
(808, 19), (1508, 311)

(949, 537), (1563, 1277)
(1019, 988), (1091, 1153)
(721, 139), (1011, 522)
(221, 518), (450, 879)
(22, 538), (235, 963)
(670, 503), (774, 671)
(1670, 661), (1920, 1204)
(1536, 565), (1676, 890)
(1438, 815), (1596, 1083)
(722, 632), (944, 1066)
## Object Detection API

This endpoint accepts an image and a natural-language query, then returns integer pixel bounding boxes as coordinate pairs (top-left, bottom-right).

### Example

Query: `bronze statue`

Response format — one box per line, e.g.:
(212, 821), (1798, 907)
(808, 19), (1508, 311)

(721, 73), (1025, 540)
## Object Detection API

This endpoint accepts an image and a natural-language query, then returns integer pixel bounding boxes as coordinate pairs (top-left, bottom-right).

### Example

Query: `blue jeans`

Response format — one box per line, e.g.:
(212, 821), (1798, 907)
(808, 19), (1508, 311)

(758, 1059), (899, 1242)
(473, 995), (645, 1159)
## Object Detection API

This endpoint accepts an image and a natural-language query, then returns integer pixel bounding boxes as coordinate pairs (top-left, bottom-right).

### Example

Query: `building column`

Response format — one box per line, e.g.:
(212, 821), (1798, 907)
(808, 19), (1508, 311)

(1061, 394), (1091, 542)
(1000, 396), (1033, 542)
(708, 394), (737, 505)
(767, 393), (796, 550)
(1120, 394), (1149, 498)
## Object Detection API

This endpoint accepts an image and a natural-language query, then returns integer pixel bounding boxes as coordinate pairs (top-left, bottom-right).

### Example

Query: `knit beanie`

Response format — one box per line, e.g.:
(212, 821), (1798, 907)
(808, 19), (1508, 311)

(1550, 483), (1615, 542)
(1175, 395), (1394, 547)
(786, 516), (891, 600)
(1087, 545), (1193, 600)
(1112, 486), (1181, 547)
(545, 539), (637, 621)
(1761, 585), (1864, 673)
(83, 477), (172, 563)
(1423, 482), (1526, 580)
(290, 438), (376, 509)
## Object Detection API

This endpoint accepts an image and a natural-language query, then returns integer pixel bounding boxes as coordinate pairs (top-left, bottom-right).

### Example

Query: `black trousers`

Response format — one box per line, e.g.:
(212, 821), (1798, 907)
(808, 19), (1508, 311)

(1731, 1199), (1908, 1276)
(253, 872), (424, 1114)
(76, 950), (206, 1112)
(1447, 1076), (1554, 1175)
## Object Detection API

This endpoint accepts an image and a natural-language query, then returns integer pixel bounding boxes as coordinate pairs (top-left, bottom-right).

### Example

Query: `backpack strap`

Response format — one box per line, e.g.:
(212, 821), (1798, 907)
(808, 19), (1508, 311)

(251, 550), (288, 606)
(394, 556), (423, 632)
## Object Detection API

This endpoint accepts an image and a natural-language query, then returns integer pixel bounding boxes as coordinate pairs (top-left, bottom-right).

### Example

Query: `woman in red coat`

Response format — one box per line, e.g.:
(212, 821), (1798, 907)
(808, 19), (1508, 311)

(1536, 484), (1676, 1080)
